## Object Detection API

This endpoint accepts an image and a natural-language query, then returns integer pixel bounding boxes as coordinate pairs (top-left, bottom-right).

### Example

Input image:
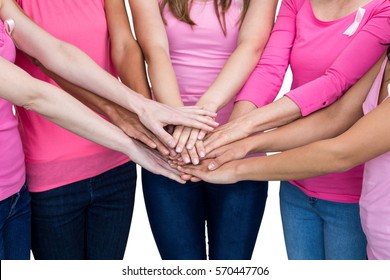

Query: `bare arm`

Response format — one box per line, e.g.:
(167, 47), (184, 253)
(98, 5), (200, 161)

(174, 0), (278, 160)
(196, 0), (277, 113)
(0, 56), (185, 183)
(180, 94), (390, 184)
(1, 0), (218, 148)
(181, 55), (383, 176)
(106, 0), (151, 98)
(129, 0), (183, 107)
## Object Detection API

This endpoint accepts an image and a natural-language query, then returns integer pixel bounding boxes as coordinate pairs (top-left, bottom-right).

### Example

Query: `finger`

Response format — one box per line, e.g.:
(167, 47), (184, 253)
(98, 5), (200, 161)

(152, 125), (177, 149)
(207, 151), (233, 171)
(134, 133), (158, 150)
(147, 134), (170, 156)
(172, 126), (184, 150)
(176, 116), (219, 131)
(203, 146), (225, 159)
(180, 148), (191, 164)
(187, 146), (199, 165)
(186, 129), (200, 150)
(181, 107), (217, 118)
(204, 133), (227, 155)
(175, 127), (191, 153)
(190, 177), (202, 183)
(159, 170), (186, 184)
(177, 165), (204, 179)
(180, 173), (193, 181)
(197, 129), (207, 140)
(195, 140), (205, 159)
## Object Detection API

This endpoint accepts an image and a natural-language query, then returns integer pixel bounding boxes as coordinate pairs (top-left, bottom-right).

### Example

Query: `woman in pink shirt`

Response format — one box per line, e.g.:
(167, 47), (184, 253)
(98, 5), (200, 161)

(181, 51), (390, 259)
(0, 0), (216, 260)
(130, 0), (277, 259)
(184, 0), (390, 259)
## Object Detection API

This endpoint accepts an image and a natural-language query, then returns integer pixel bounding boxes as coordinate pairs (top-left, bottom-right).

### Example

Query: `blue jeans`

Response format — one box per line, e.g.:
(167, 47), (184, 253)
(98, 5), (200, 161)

(279, 181), (367, 260)
(30, 162), (136, 260)
(0, 183), (31, 260)
(142, 169), (268, 260)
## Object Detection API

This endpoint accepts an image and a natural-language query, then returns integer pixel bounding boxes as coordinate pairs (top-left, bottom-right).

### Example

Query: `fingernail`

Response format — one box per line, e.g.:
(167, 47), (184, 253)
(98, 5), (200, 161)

(176, 147), (182, 153)
(168, 140), (175, 148)
(187, 144), (192, 150)
(208, 163), (215, 170)
(193, 158), (199, 165)
(199, 152), (205, 158)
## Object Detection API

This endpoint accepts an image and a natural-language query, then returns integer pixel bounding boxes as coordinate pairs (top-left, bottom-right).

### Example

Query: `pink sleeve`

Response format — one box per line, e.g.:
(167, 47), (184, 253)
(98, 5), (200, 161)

(286, 5), (390, 116)
(235, 0), (300, 107)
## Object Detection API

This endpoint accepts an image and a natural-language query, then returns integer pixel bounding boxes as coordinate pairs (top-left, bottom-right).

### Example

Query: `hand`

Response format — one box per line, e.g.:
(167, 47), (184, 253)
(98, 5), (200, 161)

(138, 101), (219, 149)
(129, 140), (186, 184)
(172, 126), (207, 164)
(203, 117), (251, 155)
(177, 159), (239, 184)
(109, 105), (172, 156)
(204, 140), (250, 170)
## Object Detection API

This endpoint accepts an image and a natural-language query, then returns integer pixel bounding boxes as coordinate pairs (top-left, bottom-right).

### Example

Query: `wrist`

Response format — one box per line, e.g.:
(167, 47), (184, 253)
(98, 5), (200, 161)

(196, 98), (219, 113)
(233, 160), (248, 182)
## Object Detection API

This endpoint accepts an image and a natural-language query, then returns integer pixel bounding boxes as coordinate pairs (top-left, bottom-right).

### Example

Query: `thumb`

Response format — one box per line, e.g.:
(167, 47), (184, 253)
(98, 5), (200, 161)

(207, 152), (232, 170)
(154, 126), (176, 148)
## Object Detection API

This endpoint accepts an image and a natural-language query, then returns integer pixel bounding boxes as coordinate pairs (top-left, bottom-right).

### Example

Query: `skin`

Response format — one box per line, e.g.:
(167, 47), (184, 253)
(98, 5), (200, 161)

(0, 0), (220, 183)
(130, 0), (278, 164)
(179, 54), (387, 184)
(203, 0), (379, 155)
(2, 0), (219, 151)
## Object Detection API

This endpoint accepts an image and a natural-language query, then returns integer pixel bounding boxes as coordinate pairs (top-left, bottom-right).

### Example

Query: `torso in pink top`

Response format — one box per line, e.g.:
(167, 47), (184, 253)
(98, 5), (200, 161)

(361, 56), (390, 260)
(15, 0), (129, 192)
(162, 0), (242, 125)
(238, 0), (390, 203)
(0, 20), (25, 200)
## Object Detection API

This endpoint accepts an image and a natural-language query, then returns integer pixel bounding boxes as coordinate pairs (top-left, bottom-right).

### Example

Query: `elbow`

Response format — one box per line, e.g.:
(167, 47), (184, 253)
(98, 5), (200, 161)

(111, 39), (143, 65)
(238, 37), (268, 61)
(327, 141), (359, 173)
(142, 45), (169, 66)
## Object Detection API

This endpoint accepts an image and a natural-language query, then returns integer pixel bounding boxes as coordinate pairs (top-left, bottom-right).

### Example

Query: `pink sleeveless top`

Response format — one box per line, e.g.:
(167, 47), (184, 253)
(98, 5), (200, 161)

(162, 0), (243, 125)
(15, 0), (129, 192)
(0, 20), (25, 200)
(361, 56), (390, 259)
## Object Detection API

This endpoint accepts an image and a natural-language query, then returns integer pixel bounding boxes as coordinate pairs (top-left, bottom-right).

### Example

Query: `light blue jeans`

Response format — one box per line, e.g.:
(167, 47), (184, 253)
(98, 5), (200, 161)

(279, 181), (367, 260)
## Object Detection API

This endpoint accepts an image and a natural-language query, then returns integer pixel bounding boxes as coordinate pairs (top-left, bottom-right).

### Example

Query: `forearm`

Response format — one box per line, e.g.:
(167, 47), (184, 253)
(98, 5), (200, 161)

(38, 43), (149, 115)
(0, 59), (135, 156)
(196, 43), (263, 112)
(234, 139), (349, 182)
(245, 56), (383, 153)
(239, 96), (302, 134)
(112, 42), (151, 99)
(145, 48), (183, 107)
(38, 64), (117, 116)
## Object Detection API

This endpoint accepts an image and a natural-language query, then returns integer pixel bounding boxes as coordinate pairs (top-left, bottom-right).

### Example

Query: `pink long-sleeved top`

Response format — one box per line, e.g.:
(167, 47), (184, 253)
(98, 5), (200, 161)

(361, 56), (390, 260)
(237, 0), (390, 203)
(0, 20), (25, 200)
(14, 0), (129, 192)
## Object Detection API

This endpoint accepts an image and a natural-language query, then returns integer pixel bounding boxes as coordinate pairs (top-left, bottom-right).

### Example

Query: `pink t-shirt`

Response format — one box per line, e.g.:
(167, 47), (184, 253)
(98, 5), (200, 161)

(162, 0), (243, 125)
(0, 20), (25, 200)
(15, 0), (129, 192)
(237, 0), (390, 203)
(361, 56), (390, 260)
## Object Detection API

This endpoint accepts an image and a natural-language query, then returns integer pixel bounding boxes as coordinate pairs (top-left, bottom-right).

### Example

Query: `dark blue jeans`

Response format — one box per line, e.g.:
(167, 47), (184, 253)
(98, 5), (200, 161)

(0, 184), (31, 260)
(30, 162), (136, 260)
(142, 169), (268, 260)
